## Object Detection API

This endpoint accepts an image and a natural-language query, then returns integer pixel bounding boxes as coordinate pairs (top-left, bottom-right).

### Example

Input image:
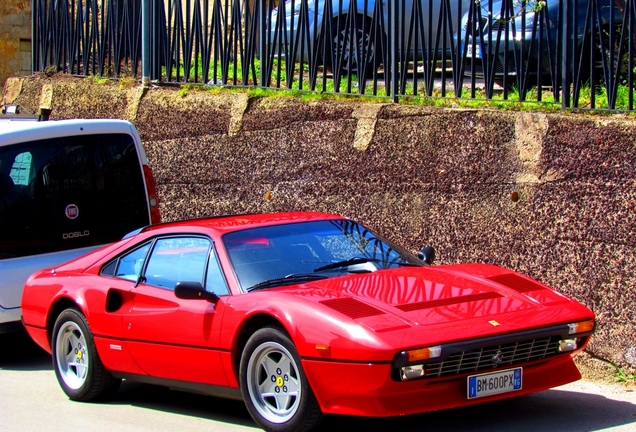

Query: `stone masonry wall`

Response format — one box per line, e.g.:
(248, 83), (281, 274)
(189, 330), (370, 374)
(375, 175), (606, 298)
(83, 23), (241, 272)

(4, 73), (635, 375)
(0, 1), (31, 92)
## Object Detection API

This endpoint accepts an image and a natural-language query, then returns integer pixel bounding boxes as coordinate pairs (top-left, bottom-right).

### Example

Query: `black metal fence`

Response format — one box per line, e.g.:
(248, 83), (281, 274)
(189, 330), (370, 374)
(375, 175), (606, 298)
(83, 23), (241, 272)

(32, 0), (635, 110)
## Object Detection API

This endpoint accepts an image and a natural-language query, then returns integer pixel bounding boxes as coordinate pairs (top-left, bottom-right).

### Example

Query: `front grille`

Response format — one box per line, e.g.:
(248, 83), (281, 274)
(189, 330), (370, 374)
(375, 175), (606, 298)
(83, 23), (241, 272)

(424, 336), (560, 378)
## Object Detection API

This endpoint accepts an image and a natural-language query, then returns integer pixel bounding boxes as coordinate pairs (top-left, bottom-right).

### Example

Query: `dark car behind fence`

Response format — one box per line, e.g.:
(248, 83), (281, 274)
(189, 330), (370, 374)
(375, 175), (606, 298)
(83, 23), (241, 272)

(31, 0), (635, 111)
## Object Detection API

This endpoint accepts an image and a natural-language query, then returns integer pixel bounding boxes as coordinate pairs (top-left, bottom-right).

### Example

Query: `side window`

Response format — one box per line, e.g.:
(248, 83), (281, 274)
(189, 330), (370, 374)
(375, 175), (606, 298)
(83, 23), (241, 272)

(206, 247), (229, 295)
(144, 237), (210, 290)
(111, 242), (152, 281)
(10, 152), (32, 186)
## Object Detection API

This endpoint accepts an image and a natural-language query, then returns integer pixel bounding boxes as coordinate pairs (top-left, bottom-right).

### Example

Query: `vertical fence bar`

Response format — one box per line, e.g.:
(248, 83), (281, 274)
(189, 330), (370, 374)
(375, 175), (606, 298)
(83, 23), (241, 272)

(258, 0), (265, 87)
(390, 0), (397, 102)
(142, 0), (150, 84)
(31, 0), (37, 73)
(561, 0), (570, 108)
(630, 0), (635, 110)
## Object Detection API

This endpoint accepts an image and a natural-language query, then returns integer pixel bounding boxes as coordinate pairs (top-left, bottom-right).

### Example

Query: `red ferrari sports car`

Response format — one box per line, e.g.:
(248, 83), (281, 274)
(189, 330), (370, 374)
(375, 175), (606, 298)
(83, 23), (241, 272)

(21, 212), (595, 431)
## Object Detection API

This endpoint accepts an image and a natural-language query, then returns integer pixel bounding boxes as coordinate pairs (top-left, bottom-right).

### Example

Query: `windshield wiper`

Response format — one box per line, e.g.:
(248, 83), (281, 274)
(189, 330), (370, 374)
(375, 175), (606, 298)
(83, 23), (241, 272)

(246, 274), (328, 292)
(313, 257), (378, 273)
(393, 261), (424, 267)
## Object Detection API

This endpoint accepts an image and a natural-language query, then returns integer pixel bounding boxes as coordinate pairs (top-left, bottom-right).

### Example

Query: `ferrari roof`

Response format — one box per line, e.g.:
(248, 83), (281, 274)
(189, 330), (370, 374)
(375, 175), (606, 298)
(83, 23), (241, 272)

(139, 211), (347, 235)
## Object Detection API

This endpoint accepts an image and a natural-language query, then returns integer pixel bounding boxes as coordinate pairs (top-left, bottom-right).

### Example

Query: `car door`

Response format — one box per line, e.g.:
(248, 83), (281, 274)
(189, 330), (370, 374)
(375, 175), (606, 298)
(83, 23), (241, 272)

(119, 235), (231, 386)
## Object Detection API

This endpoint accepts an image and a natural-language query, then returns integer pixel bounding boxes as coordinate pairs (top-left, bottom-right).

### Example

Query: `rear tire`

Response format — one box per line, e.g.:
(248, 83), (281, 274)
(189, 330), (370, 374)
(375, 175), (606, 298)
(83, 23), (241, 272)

(52, 308), (121, 401)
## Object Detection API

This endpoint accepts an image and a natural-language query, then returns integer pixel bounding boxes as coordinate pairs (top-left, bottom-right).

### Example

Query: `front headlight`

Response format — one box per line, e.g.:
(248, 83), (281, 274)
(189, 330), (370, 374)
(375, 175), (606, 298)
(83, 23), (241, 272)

(558, 339), (578, 352)
(517, 11), (536, 29)
(283, 0), (315, 16)
(394, 345), (442, 381)
(401, 364), (425, 380)
(558, 319), (595, 353)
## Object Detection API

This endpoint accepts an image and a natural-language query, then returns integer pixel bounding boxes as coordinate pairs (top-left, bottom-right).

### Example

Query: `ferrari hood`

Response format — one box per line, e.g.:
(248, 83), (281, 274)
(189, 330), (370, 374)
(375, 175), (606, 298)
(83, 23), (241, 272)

(278, 264), (592, 341)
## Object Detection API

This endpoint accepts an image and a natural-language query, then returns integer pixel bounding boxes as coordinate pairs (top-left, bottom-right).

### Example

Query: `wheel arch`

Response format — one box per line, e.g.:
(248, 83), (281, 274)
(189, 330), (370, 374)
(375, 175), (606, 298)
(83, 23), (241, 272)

(46, 296), (86, 344)
(235, 312), (325, 431)
(232, 313), (291, 384)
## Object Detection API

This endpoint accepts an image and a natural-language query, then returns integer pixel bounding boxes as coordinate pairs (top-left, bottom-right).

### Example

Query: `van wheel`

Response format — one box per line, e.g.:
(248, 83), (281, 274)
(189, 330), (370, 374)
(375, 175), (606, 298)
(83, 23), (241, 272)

(239, 325), (323, 432)
(52, 308), (121, 401)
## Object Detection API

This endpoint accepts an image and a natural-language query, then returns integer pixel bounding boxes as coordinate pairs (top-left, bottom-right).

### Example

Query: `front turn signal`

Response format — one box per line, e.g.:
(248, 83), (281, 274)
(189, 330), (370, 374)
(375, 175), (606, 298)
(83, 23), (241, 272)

(406, 346), (442, 362)
(567, 319), (595, 335)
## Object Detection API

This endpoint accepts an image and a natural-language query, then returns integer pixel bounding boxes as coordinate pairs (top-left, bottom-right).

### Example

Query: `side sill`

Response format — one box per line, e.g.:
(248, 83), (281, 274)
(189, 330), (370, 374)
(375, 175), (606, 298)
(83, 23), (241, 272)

(111, 373), (243, 401)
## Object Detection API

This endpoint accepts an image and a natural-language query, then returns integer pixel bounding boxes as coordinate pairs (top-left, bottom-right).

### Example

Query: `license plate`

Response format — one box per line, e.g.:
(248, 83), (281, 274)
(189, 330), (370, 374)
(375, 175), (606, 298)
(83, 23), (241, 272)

(464, 43), (481, 58)
(467, 367), (522, 399)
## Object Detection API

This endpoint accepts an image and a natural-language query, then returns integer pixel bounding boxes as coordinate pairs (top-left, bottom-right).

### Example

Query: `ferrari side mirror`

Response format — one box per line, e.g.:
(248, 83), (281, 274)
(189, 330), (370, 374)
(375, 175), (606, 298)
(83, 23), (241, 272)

(418, 246), (436, 265)
(174, 281), (220, 303)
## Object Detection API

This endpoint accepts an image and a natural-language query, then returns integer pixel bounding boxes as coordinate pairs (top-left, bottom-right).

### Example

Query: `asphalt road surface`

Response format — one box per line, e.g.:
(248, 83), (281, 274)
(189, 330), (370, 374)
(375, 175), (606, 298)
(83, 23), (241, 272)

(2, 330), (635, 432)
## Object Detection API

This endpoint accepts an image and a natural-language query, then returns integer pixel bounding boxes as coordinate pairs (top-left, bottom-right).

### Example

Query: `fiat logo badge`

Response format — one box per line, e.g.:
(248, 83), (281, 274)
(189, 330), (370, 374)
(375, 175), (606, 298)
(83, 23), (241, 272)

(65, 204), (79, 220)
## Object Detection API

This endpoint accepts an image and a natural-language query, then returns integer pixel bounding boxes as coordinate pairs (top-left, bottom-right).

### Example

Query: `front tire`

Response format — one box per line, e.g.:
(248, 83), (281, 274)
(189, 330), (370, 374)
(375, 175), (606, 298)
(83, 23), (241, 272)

(239, 325), (323, 432)
(52, 308), (121, 401)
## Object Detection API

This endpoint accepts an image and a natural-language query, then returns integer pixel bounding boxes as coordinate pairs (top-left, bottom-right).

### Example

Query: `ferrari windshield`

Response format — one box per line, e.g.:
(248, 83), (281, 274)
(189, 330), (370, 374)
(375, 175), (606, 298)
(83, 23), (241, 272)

(223, 219), (423, 291)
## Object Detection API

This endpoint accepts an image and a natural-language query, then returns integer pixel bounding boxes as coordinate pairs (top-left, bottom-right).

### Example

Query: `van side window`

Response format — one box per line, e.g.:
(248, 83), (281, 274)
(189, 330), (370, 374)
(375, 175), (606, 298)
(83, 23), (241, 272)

(0, 133), (149, 260)
(10, 152), (32, 186)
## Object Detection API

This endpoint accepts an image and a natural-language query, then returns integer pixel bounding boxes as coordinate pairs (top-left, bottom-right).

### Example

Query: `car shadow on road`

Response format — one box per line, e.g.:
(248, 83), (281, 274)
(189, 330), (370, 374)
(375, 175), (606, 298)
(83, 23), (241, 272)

(0, 329), (52, 371)
(323, 387), (636, 431)
(108, 380), (258, 429)
(103, 377), (636, 432)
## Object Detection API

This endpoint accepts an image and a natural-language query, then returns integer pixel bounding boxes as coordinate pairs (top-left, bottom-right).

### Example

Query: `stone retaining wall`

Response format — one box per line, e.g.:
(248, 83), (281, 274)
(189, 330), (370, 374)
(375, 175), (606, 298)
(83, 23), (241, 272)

(4, 73), (635, 374)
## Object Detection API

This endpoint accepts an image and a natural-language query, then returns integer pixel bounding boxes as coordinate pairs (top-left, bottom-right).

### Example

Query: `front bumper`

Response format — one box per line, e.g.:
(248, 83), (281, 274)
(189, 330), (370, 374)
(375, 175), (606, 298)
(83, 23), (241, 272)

(302, 352), (582, 416)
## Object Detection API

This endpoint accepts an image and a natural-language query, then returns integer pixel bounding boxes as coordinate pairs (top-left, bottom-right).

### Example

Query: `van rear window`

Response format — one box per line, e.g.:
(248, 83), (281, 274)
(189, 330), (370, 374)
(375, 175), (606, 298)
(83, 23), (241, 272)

(0, 133), (150, 259)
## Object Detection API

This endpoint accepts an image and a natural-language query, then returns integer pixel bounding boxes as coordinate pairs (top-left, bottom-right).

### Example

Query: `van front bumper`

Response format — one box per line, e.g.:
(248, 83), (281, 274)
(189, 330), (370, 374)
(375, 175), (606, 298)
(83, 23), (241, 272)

(0, 306), (23, 334)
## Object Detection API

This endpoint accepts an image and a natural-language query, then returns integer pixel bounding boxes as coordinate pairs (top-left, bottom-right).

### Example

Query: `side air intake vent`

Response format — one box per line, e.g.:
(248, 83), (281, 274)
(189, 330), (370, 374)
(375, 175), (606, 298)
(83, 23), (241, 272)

(106, 289), (125, 313)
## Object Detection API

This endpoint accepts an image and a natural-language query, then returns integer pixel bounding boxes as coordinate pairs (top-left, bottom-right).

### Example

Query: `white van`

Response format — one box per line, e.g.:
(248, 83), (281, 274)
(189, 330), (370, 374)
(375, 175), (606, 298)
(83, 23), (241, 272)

(0, 117), (161, 333)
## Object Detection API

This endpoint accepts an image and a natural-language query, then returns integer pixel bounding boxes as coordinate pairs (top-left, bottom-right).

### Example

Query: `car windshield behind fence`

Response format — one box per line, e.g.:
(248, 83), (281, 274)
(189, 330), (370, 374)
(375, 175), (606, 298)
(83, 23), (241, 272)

(31, 0), (635, 110)
(223, 219), (422, 290)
